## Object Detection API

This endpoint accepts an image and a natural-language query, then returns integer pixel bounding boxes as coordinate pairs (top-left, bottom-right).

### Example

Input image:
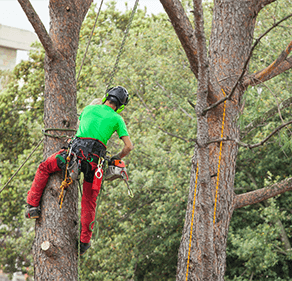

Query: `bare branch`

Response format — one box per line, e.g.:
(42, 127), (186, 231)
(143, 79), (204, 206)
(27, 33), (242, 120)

(241, 96), (292, 137)
(159, 0), (199, 78)
(18, 0), (56, 58)
(263, 83), (292, 136)
(208, 119), (292, 148)
(239, 120), (292, 149)
(234, 177), (292, 209)
(188, 99), (196, 110)
(203, 13), (292, 115)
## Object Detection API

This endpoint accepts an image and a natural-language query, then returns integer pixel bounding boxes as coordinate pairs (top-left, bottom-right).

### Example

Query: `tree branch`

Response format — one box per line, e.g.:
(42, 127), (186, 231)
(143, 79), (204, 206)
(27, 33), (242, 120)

(192, 0), (209, 119)
(18, 0), (56, 58)
(241, 96), (292, 138)
(159, 0), (199, 78)
(208, 120), (292, 148)
(203, 13), (292, 115)
(238, 120), (292, 149)
(255, 0), (277, 13)
(234, 177), (292, 209)
(243, 55), (292, 87)
(74, 0), (94, 23)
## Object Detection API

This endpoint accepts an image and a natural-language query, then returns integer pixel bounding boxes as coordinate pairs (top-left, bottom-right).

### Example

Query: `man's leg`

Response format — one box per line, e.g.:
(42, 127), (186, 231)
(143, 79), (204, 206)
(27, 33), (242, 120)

(26, 151), (62, 208)
(79, 161), (103, 254)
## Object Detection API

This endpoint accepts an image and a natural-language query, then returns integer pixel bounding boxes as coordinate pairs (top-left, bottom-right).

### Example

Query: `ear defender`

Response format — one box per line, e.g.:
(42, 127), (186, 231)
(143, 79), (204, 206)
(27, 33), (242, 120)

(116, 104), (125, 114)
(101, 93), (108, 104)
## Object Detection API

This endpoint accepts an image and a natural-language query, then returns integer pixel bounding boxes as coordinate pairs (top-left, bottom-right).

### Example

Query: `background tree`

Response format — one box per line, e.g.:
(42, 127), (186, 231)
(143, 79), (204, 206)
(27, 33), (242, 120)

(158, 0), (292, 280)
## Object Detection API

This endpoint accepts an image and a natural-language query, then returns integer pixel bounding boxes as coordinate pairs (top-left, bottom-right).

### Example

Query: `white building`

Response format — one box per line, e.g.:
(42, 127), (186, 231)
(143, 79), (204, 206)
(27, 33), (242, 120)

(0, 24), (38, 70)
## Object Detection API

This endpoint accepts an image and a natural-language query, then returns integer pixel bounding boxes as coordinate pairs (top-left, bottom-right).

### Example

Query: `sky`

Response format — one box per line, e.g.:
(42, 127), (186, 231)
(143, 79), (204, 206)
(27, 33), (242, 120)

(0, 0), (164, 63)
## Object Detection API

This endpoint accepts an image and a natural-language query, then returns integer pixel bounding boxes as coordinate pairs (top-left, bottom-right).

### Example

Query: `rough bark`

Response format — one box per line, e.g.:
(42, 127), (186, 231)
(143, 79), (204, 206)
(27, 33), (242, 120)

(177, 0), (215, 279)
(19, 0), (92, 280)
(161, 0), (292, 280)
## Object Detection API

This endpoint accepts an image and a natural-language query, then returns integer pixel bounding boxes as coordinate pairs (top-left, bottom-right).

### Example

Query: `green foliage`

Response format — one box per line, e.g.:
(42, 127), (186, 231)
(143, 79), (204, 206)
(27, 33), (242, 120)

(75, 3), (196, 280)
(0, 42), (45, 277)
(0, 0), (292, 280)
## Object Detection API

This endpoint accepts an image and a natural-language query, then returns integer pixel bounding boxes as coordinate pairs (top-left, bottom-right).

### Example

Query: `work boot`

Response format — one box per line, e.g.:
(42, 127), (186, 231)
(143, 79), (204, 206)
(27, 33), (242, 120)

(25, 204), (41, 219)
(78, 241), (91, 256)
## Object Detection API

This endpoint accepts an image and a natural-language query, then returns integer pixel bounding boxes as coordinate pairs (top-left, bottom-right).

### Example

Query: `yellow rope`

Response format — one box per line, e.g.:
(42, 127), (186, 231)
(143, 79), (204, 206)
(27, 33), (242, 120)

(59, 155), (73, 209)
(185, 162), (199, 281)
(185, 86), (226, 279)
(213, 88), (226, 225)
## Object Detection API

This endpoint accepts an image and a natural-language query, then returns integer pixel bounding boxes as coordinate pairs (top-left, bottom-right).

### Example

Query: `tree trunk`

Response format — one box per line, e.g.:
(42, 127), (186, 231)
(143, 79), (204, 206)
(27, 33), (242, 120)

(18, 0), (92, 280)
(175, 1), (258, 280)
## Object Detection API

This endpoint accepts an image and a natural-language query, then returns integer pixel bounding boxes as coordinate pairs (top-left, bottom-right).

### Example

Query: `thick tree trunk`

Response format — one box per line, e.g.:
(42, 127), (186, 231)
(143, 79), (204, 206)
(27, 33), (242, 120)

(175, 1), (258, 280)
(19, 0), (93, 280)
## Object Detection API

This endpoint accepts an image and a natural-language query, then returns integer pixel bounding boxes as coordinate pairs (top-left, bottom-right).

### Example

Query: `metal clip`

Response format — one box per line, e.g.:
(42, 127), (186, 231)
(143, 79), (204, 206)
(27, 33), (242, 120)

(95, 157), (104, 179)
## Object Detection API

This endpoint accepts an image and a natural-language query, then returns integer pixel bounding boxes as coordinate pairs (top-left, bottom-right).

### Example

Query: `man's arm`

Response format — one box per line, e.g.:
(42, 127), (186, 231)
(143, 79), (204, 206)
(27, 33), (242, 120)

(116, 136), (134, 159)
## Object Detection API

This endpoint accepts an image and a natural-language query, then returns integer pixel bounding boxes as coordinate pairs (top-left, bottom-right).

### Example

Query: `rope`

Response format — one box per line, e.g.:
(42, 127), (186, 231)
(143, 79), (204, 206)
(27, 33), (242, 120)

(185, 86), (226, 279)
(0, 137), (44, 194)
(58, 154), (73, 209)
(0, 128), (76, 194)
(185, 162), (199, 281)
(42, 128), (77, 139)
(76, 0), (104, 82)
(213, 88), (226, 225)
(106, 0), (139, 90)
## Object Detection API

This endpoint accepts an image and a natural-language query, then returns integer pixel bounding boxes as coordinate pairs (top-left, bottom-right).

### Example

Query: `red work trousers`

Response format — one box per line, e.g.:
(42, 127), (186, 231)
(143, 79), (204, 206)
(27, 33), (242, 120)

(26, 150), (103, 243)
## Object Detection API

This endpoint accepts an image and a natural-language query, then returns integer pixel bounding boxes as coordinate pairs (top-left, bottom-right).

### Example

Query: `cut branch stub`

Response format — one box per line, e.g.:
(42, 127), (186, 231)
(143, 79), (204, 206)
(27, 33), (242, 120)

(41, 241), (59, 258)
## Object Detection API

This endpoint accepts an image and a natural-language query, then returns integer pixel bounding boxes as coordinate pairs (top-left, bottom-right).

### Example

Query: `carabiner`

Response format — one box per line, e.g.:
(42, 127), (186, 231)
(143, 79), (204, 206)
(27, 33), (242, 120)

(95, 157), (104, 179)
(95, 168), (103, 179)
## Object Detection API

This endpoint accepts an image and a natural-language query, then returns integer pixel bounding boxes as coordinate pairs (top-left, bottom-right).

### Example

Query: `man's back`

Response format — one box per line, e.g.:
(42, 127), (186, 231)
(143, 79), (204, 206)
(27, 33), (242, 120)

(76, 104), (128, 145)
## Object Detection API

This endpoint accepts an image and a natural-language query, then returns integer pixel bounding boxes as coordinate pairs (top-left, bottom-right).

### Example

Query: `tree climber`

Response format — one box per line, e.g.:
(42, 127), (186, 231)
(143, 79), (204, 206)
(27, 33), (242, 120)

(25, 86), (134, 255)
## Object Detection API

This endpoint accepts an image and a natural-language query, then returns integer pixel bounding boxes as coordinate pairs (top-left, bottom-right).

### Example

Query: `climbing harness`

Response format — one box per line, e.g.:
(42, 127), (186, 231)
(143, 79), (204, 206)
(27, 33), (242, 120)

(185, 86), (226, 280)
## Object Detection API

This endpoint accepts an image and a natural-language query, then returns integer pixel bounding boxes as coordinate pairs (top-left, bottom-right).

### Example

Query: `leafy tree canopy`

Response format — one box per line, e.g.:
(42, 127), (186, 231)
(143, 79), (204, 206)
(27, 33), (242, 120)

(0, 1), (291, 280)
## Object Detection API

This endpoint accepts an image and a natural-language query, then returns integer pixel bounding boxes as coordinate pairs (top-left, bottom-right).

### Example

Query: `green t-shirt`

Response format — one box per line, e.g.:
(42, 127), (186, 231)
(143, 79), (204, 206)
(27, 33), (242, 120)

(76, 104), (129, 146)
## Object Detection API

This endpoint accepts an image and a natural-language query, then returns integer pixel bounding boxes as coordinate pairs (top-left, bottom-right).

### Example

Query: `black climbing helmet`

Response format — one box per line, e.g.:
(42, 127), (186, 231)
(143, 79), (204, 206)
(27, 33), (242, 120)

(102, 86), (129, 113)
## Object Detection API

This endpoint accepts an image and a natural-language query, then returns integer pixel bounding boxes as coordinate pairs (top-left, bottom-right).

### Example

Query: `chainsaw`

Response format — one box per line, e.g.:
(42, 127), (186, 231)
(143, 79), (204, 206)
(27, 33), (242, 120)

(104, 159), (133, 198)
